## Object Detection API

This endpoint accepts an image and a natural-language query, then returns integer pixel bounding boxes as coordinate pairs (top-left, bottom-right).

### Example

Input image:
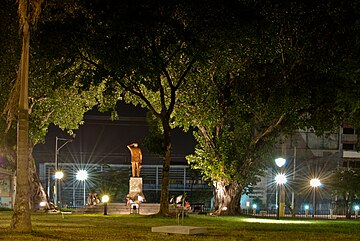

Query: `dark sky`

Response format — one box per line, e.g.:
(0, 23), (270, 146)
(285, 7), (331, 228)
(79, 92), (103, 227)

(33, 102), (196, 167)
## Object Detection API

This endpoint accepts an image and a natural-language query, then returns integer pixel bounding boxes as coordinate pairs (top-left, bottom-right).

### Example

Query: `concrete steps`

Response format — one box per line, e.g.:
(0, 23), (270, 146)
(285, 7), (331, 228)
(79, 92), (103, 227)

(74, 203), (160, 215)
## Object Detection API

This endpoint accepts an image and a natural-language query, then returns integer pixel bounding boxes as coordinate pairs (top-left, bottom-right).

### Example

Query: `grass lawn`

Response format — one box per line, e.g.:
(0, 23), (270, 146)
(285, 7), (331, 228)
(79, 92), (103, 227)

(0, 211), (360, 240)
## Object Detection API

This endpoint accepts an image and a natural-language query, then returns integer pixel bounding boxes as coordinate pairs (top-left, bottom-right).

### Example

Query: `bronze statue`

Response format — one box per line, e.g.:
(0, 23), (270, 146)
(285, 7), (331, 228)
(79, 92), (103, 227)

(127, 143), (142, 177)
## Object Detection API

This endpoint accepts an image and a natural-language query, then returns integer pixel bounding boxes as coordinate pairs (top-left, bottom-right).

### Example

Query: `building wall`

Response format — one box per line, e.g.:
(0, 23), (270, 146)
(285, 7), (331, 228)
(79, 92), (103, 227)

(39, 163), (212, 208)
(243, 129), (342, 213)
(0, 168), (15, 208)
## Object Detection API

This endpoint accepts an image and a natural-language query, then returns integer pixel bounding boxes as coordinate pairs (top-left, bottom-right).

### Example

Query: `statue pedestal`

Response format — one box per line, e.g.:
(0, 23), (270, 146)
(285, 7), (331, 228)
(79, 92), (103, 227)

(129, 177), (143, 193)
(127, 178), (144, 213)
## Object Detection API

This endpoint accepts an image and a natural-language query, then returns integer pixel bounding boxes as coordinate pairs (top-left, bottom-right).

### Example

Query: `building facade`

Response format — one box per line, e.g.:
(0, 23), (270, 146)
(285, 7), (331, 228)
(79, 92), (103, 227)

(0, 168), (15, 208)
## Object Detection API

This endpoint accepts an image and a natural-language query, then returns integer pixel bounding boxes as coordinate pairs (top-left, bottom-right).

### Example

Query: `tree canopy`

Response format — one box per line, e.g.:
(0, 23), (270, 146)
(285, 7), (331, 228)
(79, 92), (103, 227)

(175, 0), (360, 214)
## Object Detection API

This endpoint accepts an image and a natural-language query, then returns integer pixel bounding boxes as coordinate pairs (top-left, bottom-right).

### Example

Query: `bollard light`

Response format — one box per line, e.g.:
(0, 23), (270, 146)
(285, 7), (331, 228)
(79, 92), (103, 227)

(355, 205), (359, 219)
(102, 195), (109, 215)
(305, 204), (309, 217)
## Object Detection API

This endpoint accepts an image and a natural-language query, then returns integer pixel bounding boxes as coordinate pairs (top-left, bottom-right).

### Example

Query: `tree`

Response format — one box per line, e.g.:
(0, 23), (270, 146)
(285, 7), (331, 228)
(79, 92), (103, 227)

(93, 168), (129, 203)
(176, 0), (360, 215)
(34, 0), (227, 216)
(7, 0), (42, 232)
(328, 169), (360, 219)
(1, 0), (103, 231)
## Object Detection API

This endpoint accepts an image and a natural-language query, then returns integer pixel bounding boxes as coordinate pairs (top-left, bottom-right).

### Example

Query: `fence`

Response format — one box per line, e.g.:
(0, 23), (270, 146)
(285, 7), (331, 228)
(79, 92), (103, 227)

(244, 208), (360, 219)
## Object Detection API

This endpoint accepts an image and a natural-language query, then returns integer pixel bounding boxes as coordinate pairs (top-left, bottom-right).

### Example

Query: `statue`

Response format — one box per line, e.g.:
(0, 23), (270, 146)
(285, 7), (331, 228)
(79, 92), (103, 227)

(127, 143), (142, 177)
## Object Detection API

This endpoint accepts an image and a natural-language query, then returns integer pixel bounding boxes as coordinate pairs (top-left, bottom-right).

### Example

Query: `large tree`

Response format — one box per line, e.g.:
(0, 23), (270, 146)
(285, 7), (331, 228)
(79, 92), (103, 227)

(176, 0), (360, 215)
(34, 0), (231, 215)
(1, 0), (103, 231)
(328, 169), (360, 219)
(6, 0), (42, 232)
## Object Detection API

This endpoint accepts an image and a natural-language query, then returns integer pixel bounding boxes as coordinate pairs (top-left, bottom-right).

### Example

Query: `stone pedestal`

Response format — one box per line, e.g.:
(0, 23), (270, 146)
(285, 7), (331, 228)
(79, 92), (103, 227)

(129, 177), (143, 193)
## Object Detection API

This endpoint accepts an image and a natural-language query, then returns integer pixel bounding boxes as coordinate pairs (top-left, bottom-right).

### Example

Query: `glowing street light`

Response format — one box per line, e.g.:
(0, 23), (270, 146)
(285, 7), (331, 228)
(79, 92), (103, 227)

(275, 174), (287, 185)
(310, 178), (321, 218)
(76, 170), (88, 206)
(275, 158), (286, 168)
(55, 171), (64, 179)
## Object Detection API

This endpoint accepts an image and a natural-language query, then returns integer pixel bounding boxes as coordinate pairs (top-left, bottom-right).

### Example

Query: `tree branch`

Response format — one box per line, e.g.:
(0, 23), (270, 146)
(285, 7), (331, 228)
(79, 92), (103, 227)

(251, 113), (285, 146)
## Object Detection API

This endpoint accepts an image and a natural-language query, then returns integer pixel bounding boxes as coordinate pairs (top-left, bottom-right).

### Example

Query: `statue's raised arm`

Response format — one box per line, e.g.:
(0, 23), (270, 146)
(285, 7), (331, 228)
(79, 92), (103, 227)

(127, 143), (142, 177)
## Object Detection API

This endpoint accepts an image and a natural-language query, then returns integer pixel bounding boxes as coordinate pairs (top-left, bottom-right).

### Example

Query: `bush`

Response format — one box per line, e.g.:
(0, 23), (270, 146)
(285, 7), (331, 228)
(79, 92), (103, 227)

(0, 207), (13, 211)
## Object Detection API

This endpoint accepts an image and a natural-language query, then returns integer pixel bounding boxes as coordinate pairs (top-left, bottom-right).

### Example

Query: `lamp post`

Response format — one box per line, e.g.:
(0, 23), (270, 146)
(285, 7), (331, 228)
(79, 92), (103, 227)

(275, 158), (286, 219)
(76, 170), (88, 206)
(310, 178), (321, 218)
(54, 171), (64, 208)
(102, 195), (110, 215)
(275, 173), (287, 220)
(53, 137), (72, 205)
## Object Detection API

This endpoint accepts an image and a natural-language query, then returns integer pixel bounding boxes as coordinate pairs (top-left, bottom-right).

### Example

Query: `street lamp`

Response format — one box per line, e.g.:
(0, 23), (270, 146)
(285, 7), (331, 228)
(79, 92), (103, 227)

(102, 195), (110, 215)
(310, 178), (321, 218)
(275, 157), (286, 220)
(275, 158), (286, 168)
(275, 173), (287, 220)
(54, 171), (64, 208)
(76, 170), (88, 206)
(52, 137), (72, 205)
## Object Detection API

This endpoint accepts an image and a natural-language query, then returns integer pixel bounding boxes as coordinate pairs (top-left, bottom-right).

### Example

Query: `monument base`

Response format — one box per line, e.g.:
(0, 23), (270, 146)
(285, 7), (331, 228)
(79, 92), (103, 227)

(129, 177), (143, 193)
(127, 177), (145, 203)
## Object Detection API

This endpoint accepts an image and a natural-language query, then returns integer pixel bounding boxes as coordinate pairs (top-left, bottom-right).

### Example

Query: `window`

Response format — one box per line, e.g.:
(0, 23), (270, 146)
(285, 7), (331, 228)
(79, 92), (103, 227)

(343, 128), (355, 134)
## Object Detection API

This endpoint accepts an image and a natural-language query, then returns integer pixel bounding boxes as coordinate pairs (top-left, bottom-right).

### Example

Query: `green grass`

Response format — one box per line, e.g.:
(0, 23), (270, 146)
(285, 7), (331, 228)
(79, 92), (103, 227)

(0, 211), (360, 240)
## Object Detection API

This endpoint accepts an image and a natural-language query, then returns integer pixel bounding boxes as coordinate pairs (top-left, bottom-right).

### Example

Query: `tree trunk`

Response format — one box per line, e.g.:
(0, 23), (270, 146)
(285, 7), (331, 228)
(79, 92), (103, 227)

(212, 180), (243, 216)
(346, 199), (352, 219)
(158, 122), (171, 216)
(11, 109), (31, 231)
(29, 151), (48, 209)
(11, 19), (32, 232)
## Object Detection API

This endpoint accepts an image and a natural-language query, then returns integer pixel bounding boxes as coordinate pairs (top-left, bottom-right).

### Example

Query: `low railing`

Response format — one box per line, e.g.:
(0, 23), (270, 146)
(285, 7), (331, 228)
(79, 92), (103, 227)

(245, 209), (360, 219)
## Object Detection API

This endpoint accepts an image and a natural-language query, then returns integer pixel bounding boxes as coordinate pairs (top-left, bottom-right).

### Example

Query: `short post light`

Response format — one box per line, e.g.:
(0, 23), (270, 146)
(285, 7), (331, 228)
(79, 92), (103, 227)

(355, 205), (359, 219)
(310, 178), (321, 218)
(102, 195), (110, 215)
(252, 204), (257, 215)
(305, 205), (310, 217)
(246, 201), (250, 214)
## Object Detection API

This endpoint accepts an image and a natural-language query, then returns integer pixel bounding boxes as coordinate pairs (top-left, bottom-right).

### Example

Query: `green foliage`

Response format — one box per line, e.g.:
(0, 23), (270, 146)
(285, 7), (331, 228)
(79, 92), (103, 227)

(92, 168), (130, 203)
(0, 207), (13, 211)
(143, 111), (163, 156)
(252, 197), (263, 210)
(329, 168), (360, 203)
